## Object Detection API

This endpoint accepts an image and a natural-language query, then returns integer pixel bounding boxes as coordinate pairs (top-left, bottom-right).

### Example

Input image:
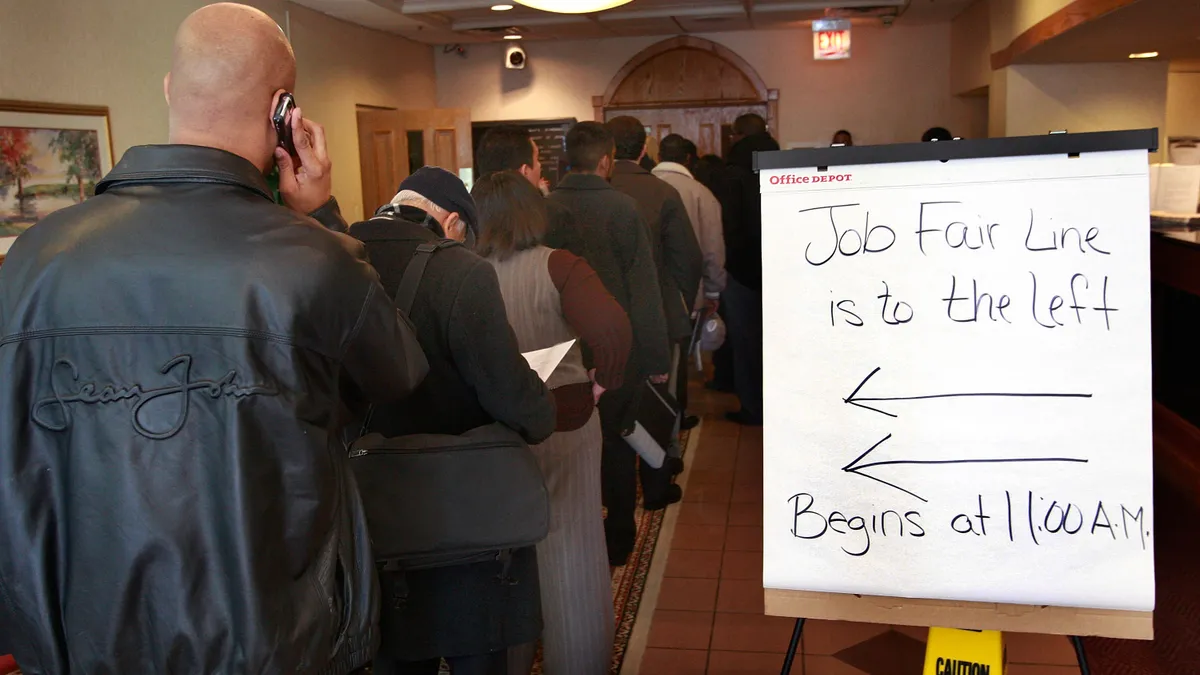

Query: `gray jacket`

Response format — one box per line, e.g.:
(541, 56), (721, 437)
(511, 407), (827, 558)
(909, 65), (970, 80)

(652, 161), (728, 308)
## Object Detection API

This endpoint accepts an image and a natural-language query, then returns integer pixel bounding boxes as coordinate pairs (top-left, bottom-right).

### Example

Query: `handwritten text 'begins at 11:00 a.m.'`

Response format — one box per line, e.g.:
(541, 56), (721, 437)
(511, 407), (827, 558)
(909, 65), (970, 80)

(787, 490), (1150, 558)
(801, 201), (1120, 331)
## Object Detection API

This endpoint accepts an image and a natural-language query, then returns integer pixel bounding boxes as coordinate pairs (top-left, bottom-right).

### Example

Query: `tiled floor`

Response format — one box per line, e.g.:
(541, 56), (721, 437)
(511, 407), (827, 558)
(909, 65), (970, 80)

(633, 383), (1084, 675)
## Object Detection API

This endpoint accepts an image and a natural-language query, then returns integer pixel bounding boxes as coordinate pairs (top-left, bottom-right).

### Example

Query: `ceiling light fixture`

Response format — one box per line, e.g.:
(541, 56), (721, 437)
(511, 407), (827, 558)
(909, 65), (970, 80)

(504, 33), (523, 39)
(491, 4), (514, 10)
(1128, 51), (1159, 59)
(512, 0), (633, 14)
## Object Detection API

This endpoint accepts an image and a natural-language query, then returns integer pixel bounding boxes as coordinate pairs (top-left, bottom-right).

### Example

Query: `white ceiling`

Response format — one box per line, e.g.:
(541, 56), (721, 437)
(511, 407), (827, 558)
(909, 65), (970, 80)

(290, 0), (976, 44)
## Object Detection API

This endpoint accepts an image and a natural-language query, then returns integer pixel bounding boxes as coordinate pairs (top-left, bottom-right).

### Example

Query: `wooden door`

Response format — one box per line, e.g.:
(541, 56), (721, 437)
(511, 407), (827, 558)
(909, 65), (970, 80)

(605, 104), (768, 159)
(357, 107), (472, 217)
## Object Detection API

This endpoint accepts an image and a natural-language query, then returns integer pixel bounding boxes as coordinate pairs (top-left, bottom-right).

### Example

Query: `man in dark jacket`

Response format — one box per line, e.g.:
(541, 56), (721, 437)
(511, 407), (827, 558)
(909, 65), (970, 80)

(548, 122), (679, 566)
(692, 154), (740, 394)
(722, 113), (779, 427)
(606, 118), (704, 417)
(347, 166), (556, 674)
(0, 5), (429, 673)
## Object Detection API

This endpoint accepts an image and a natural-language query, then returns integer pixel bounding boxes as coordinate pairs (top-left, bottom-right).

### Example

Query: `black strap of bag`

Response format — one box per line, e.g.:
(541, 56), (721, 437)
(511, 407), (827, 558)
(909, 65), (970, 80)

(393, 239), (462, 314)
(358, 237), (461, 436)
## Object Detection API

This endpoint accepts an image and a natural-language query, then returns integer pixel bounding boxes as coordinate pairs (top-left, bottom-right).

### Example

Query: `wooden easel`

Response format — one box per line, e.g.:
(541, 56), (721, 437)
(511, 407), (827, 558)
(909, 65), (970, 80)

(765, 588), (1152, 674)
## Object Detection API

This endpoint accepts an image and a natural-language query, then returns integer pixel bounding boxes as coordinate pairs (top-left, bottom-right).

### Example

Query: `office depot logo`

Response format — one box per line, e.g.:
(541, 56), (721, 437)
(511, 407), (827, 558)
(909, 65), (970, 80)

(769, 173), (853, 185)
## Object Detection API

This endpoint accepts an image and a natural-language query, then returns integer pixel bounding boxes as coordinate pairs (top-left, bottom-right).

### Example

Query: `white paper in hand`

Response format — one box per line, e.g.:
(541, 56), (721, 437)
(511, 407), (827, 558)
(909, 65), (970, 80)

(521, 339), (576, 383)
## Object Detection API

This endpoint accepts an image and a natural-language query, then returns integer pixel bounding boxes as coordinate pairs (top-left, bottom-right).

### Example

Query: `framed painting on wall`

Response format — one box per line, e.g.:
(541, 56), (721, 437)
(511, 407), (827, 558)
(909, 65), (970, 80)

(0, 100), (114, 265)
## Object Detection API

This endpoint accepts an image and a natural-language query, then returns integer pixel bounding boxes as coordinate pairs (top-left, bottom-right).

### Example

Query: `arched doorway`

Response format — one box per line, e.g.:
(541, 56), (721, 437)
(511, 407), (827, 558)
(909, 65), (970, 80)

(592, 36), (778, 159)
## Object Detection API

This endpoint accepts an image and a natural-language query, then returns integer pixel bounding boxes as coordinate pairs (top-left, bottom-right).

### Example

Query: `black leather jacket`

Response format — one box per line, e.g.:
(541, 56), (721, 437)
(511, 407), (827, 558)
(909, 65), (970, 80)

(0, 146), (429, 674)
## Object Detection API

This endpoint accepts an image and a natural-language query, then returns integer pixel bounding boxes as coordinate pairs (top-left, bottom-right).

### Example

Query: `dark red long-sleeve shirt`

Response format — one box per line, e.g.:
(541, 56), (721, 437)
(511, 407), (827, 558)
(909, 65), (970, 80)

(548, 249), (632, 431)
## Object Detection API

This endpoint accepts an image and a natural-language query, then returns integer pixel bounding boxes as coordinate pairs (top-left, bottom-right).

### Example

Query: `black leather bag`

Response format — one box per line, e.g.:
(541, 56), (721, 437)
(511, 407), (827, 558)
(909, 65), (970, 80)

(348, 237), (550, 569)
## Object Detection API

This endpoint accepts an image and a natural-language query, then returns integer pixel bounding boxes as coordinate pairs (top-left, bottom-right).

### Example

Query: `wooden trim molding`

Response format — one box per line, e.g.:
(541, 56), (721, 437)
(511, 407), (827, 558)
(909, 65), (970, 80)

(599, 35), (771, 108)
(765, 589), (1153, 640)
(0, 99), (109, 117)
(604, 98), (767, 111)
(990, 0), (1140, 70)
(767, 90), (779, 137)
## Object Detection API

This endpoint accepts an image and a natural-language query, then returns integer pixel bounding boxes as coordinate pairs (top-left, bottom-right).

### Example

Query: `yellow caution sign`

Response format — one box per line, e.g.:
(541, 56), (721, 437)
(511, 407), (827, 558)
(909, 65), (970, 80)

(922, 627), (1004, 675)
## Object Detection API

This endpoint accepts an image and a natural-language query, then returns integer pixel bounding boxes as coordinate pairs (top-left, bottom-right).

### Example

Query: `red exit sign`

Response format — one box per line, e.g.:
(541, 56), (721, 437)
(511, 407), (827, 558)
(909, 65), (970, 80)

(813, 19), (851, 60)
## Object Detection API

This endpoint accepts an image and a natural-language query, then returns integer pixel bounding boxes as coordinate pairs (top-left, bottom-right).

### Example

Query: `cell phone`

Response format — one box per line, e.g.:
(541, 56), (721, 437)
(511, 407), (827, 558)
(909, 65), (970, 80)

(272, 92), (297, 158)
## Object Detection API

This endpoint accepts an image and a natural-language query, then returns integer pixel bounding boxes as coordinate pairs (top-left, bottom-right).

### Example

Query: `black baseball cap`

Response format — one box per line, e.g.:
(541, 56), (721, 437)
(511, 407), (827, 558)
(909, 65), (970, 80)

(397, 167), (479, 235)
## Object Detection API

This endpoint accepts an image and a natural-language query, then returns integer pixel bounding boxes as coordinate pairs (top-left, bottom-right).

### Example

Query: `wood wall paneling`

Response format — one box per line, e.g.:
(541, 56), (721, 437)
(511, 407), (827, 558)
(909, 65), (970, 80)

(609, 47), (762, 107)
(990, 0), (1142, 69)
(597, 37), (777, 158)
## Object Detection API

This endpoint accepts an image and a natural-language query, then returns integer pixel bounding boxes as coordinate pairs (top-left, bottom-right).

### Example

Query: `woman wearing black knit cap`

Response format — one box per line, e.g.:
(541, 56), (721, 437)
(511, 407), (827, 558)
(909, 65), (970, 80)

(348, 166), (557, 675)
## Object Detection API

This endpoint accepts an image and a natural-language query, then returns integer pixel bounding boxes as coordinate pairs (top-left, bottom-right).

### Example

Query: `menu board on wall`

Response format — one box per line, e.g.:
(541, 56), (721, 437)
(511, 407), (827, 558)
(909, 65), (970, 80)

(754, 130), (1158, 633)
(472, 118), (576, 188)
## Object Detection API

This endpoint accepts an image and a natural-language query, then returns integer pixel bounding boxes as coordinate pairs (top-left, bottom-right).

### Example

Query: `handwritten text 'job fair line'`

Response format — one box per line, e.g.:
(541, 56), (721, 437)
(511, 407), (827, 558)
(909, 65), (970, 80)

(798, 202), (1119, 331)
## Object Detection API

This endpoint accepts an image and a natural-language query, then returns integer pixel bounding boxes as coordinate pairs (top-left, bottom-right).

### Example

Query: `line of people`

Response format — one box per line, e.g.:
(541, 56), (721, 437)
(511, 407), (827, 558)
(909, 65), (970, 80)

(0, 4), (776, 675)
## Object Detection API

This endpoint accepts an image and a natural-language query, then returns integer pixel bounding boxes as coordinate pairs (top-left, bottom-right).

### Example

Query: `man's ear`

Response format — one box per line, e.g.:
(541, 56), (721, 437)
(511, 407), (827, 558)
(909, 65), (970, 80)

(520, 164), (537, 184)
(444, 212), (467, 242)
(598, 154), (614, 178)
(163, 73), (172, 106)
(638, 139), (648, 162)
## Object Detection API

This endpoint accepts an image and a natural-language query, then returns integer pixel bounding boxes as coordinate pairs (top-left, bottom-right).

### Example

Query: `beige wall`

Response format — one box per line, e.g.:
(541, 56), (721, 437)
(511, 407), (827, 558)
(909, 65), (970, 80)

(0, 0), (435, 220)
(437, 25), (989, 146)
(988, 67), (1009, 138)
(999, 62), (1168, 158)
(285, 4), (436, 219)
(1166, 71), (1200, 142)
(951, 0), (992, 95)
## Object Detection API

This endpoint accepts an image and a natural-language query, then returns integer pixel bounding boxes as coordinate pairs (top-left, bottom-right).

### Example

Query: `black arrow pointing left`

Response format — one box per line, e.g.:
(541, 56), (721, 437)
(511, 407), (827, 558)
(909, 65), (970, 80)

(844, 366), (1093, 418)
(842, 434), (1089, 502)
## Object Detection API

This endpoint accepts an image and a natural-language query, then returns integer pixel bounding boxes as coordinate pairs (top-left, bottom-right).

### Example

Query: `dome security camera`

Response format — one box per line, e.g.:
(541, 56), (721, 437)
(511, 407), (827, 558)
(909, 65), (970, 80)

(506, 44), (526, 70)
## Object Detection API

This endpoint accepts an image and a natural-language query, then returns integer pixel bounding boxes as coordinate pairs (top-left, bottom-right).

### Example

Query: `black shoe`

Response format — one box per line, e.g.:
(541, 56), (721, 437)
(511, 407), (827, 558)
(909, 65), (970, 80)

(725, 410), (763, 427)
(665, 456), (685, 476)
(644, 484), (683, 511)
(680, 415), (700, 431)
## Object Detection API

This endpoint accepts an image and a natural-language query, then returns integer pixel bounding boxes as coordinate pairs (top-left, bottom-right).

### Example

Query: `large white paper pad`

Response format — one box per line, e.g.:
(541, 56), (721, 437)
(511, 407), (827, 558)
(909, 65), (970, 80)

(522, 339), (576, 383)
(759, 149), (1155, 612)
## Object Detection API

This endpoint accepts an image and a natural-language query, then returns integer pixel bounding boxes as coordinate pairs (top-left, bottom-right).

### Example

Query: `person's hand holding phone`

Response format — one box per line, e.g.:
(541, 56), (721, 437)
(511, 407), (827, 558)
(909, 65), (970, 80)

(275, 107), (333, 215)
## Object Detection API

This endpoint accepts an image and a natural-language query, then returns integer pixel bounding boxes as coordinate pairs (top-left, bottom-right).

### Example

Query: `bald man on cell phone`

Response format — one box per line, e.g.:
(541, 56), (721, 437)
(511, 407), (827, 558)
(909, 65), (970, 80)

(0, 5), (429, 674)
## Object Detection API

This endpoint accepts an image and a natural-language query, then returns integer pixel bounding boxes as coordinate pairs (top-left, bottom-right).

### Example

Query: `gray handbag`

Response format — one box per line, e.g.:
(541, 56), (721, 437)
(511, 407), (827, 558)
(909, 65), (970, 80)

(348, 237), (550, 570)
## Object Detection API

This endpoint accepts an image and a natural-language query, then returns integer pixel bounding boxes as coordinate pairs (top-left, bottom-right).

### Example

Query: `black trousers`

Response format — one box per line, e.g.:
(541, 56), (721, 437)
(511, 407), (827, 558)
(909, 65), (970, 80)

(675, 337), (690, 415)
(724, 277), (763, 423)
(599, 380), (672, 563)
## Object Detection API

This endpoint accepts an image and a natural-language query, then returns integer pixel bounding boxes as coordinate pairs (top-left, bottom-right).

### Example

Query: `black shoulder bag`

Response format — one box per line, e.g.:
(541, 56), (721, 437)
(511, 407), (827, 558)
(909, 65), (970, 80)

(348, 238), (551, 571)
